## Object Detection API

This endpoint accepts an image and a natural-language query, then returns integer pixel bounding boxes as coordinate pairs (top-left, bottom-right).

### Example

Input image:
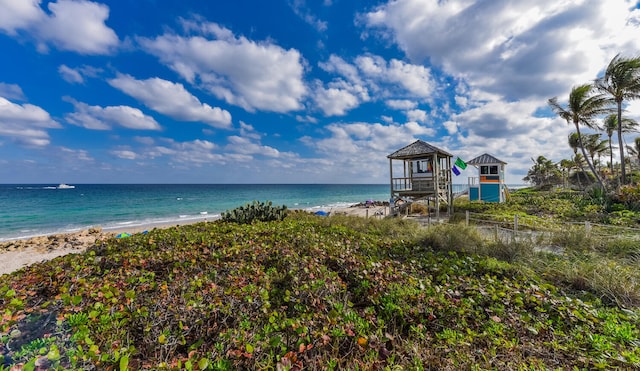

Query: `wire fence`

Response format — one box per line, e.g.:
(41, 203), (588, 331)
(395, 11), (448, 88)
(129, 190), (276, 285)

(463, 211), (640, 248)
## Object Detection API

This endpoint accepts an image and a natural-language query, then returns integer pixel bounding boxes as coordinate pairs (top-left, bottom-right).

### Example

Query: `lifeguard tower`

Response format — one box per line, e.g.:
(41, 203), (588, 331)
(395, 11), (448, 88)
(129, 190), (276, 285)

(467, 153), (507, 203)
(387, 140), (454, 218)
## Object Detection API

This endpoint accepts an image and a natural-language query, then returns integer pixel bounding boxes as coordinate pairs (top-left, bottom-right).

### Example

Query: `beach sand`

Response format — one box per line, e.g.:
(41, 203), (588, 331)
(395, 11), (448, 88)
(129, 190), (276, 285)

(0, 205), (389, 276)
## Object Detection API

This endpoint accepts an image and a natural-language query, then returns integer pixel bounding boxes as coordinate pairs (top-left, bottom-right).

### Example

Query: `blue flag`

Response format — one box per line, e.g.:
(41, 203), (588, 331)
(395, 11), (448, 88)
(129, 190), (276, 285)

(452, 165), (460, 176)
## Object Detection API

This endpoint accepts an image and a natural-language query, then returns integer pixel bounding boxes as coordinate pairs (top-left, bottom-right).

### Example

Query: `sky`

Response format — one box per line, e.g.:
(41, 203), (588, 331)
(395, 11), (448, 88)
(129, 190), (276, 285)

(1, 0), (640, 184)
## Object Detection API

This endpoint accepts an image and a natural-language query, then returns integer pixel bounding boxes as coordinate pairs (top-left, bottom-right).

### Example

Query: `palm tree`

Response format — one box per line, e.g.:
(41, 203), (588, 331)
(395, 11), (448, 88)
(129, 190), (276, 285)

(627, 137), (640, 173)
(572, 153), (587, 189)
(603, 114), (638, 177)
(524, 155), (561, 187)
(549, 84), (612, 189)
(595, 53), (640, 184)
(559, 158), (575, 188)
(568, 132), (591, 189)
(583, 134), (609, 173)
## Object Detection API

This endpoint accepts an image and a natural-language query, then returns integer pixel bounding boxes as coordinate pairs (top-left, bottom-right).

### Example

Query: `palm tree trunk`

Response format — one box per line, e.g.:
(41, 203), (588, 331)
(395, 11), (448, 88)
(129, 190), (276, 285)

(608, 137), (614, 178)
(576, 123), (604, 189)
(618, 101), (626, 185)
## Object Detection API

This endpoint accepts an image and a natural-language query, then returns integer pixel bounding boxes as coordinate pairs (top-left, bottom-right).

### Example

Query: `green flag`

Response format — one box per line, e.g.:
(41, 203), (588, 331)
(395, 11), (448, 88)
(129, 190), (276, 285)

(455, 157), (467, 170)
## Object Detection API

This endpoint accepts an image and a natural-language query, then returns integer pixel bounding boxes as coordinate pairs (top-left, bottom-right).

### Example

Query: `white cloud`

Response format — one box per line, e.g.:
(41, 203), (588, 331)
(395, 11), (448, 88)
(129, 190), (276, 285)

(0, 0), (42, 34)
(58, 65), (84, 84)
(314, 121), (435, 157)
(450, 99), (572, 180)
(296, 115), (319, 124)
(59, 146), (93, 162)
(147, 139), (223, 165)
(300, 120), (439, 181)
(109, 74), (232, 128)
(0, 83), (26, 101)
(362, 0), (640, 181)
(406, 109), (427, 123)
(65, 99), (161, 130)
(314, 85), (361, 116)
(0, 0), (119, 54)
(226, 136), (281, 158)
(139, 21), (307, 113)
(110, 149), (138, 160)
(443, 120), (458, 135)
(0, 96), (61, 147)
(289, 0), (328, 32)
(239, 121), (261, 140)
(385, 99), (417, 110)
(363, 0), (640, 101)
(319, 55), (363, 85)
(58, 64), (102, 84)
(314, 53), (435, 116)
(355, 55), (435, 98)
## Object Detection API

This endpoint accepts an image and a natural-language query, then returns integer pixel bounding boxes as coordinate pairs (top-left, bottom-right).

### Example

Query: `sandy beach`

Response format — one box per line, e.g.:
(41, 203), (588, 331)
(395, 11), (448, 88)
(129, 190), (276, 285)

(0, 204), (389, 276)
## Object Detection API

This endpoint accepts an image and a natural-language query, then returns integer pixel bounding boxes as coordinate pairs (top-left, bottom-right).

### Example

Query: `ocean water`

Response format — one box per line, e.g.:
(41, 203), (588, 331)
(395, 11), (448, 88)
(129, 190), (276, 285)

(0, 184), (395, 242)
(0, 183), (523, 242)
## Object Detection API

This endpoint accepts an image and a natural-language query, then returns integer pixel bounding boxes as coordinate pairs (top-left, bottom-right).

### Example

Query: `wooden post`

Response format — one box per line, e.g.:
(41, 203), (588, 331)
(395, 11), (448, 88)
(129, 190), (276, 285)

(585, 221), (591, 236)
(466, 210), (469, 226)
(514, 215), (518, 231)
(389, 158), (394, 215)
(434, 153), (440, 220)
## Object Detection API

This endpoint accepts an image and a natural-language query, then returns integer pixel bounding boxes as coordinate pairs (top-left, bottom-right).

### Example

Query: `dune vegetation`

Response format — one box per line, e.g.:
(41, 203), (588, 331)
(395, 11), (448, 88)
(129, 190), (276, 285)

(1, 191), (640, 370)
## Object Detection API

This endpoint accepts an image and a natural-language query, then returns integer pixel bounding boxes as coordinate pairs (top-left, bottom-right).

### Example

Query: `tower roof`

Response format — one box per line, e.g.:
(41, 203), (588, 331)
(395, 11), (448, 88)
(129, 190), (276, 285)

(387, 140), (453, 159)
(467, 153), (507, 165)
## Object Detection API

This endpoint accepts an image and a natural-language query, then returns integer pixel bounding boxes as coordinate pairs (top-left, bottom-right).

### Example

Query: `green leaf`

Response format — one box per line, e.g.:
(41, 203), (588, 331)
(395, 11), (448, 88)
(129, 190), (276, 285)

(119, 355), (129, 371)
(47, 345), (61, 361)
(23, 358), (36, 371)
(245, 343), (254, 353)
(198, 358), (210, 370)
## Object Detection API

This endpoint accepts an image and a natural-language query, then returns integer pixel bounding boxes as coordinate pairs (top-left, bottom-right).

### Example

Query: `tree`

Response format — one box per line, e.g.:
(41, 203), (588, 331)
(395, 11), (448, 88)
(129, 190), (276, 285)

(583, 133), (608, 173)
(523, 155), (562, 188)
(603, 114), (638, 177)
(570, 153), (589, 188)
(627, 137), (640, 172)
(595, 53), (640, 184)
(568, 132), (588, 177)
(559, 158), (575, 188)
(549, 84), (612, 190)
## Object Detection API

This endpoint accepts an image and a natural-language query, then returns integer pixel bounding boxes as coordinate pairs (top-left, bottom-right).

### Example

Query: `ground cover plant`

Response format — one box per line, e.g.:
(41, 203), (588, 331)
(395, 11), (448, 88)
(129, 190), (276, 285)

(1, 206), (640, 370)
(454, 188), (640, 308)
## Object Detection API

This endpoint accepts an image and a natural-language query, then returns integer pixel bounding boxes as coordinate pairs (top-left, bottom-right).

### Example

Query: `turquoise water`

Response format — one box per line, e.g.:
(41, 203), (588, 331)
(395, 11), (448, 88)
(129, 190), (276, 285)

(0, 184), (394, 241)
(0, 183), (523, 241)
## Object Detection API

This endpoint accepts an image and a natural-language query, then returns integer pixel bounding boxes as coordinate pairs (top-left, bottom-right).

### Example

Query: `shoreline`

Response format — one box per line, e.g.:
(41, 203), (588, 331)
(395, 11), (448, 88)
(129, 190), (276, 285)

(0, 205), (389, 276)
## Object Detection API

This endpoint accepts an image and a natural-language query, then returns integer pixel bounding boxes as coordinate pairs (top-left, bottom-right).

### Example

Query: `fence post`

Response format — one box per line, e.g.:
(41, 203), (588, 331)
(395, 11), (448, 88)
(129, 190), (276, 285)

(466, 211), (469, 226)
(494, 224), (499, 242)
(514, 215), (518, 232)
(585, 221), (591, 236)
(366, 209), (369, 219)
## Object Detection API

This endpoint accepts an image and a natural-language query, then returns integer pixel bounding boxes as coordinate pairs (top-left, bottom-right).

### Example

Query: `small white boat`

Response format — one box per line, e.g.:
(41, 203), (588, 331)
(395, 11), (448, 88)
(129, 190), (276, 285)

(57, 184), (75, 189)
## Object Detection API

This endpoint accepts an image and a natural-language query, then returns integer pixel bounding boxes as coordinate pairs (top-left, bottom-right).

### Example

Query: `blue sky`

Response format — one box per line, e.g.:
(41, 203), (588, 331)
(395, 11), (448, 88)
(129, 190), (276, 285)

(1, 0), (639, 184)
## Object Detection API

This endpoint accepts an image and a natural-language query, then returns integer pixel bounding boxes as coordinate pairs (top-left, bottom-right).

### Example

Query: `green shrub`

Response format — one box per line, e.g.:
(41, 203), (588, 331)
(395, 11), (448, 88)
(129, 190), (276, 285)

(600, 238), (640, 258)
(550, 226), (595, 253)
(420, 223), (484, 254)
(483, 239), (535, 263)
(221, 200), (287, 224)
